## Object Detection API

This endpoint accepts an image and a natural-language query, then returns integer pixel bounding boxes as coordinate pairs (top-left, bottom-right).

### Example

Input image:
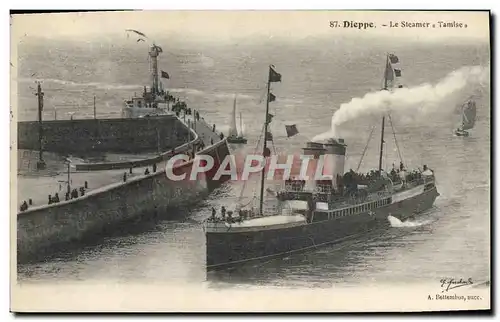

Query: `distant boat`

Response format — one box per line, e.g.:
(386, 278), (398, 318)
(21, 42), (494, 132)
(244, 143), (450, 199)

(227, 95), (248, 144)
(454, 99), (477, 137)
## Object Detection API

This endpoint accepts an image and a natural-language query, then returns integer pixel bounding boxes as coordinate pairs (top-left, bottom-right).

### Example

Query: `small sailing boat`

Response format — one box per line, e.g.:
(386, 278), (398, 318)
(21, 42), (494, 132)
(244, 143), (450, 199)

(454, 99), (477, 137)
(227, 95), (248, 144)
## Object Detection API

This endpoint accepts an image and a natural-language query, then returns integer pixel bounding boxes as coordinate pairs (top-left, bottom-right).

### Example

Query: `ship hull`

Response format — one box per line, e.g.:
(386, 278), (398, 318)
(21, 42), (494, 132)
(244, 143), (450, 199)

(455, 129), (470, 137)
(205, 186), (439, 271)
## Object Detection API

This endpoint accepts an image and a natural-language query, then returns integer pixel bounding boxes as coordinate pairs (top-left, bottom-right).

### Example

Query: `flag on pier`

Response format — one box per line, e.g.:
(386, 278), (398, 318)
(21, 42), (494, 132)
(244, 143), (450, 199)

(393, 69), (402, 77)
(269, 92), (276, 102)
(161, 70), (170, 79)
(285, 124), (299, 138)
(269, 65), (282, 82)
(266, 131), (274, 141)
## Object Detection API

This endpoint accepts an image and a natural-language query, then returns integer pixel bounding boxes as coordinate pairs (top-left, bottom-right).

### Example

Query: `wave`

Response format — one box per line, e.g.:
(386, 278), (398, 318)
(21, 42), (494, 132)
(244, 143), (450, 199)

(387, 215), (430, 228)
(18, 77), (258, 102)
(18, 77), (143, 91)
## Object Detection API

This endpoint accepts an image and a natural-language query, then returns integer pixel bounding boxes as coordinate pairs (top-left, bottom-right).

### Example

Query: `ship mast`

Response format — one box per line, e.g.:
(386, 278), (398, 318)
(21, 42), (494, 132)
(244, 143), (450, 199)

(378, 54), (390, 173)
(257, 65), (281, 215)
(259, 67), (272, 216)
(36, 82), (46, 170)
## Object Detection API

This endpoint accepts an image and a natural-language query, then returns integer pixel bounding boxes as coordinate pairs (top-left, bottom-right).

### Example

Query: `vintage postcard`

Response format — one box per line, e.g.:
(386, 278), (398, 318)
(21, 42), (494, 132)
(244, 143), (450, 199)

(10, 10), (491, 312)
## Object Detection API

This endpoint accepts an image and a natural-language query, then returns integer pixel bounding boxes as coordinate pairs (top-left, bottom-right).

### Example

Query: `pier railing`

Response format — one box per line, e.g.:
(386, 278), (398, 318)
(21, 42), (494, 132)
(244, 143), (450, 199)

(74, 118), (200, 171)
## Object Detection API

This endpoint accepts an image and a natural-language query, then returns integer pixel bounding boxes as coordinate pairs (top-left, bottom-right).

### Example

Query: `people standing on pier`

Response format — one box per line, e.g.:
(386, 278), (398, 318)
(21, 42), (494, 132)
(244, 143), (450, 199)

(48, 195), (52, 205)
(129, 167), (133, 174)
(20, 201), (28, 212)
(153, 163), (157, 173)
(53, 193), (60, 203)
(85, 181), (88, 189)
(28, 198), (32, 206)
(65, 192), (70, 201)
(145, 168), (150, 175)
(123, 172), (127, 182)
(79, 187), (85, 196)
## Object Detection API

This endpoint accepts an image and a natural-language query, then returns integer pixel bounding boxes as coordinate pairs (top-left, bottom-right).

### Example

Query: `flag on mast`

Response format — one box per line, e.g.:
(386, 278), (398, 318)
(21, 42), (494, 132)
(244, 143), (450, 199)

(269, 65), (282, 82)
(266, 113), (274, 124)
(285, 124), (299, 138)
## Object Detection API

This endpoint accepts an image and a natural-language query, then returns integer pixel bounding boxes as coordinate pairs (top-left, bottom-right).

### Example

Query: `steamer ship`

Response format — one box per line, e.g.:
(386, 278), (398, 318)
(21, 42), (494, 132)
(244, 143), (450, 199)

(204, 54), (440, 271)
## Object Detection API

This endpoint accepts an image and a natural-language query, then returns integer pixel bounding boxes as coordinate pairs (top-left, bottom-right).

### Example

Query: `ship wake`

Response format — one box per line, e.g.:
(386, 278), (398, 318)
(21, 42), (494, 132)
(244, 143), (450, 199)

(387, 215), (431, 228)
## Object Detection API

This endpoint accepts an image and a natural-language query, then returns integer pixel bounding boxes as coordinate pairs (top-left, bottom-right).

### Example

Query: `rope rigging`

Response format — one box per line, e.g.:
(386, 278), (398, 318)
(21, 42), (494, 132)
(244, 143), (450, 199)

(237, 123), (266, 205)
(388, 113), (404, 166)
(356, 126), (376, 172)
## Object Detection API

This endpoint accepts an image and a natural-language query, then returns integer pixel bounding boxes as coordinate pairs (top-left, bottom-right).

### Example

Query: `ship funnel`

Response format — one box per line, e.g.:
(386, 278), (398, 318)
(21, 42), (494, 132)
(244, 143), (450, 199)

(302, 142), (326, 159)
(323, 138), (347, 189)
(301, 142), (326, 192)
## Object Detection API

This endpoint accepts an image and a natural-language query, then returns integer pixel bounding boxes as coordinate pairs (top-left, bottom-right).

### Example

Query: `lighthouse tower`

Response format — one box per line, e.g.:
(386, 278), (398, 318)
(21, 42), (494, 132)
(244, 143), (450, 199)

(149, 44), (162, 96)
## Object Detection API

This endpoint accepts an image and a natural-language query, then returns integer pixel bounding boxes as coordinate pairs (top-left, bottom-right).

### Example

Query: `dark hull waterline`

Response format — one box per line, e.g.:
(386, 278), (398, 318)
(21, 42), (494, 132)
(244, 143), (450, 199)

(206, 187), (439, 271)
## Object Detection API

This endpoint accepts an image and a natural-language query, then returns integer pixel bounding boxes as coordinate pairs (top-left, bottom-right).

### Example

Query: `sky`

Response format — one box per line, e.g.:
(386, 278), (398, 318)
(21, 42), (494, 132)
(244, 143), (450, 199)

(11, 10), (490, 43)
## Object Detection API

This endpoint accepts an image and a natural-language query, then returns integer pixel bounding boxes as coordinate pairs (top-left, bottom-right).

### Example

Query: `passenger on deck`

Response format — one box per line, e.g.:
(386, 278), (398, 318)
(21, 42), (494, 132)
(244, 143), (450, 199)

(211, 207), (216, 221)
(238, 209), (245, 220)
(220, 133), (224, 140)
(227, 211), (233, 223)
(129, 167), (133, 174)
(221, 206), (226, 219)
(20, 201), (28, 212)
(400, 161), (405, 171)
(213, 124), (216, 132)
(210, 138), (214, 145)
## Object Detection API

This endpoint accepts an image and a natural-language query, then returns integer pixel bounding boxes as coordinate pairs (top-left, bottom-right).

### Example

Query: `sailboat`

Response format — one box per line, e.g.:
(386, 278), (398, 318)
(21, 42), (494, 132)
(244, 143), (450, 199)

(204, 58), (439, 271)
(227, 95), (248, 144)
(454, 99), (477, 137)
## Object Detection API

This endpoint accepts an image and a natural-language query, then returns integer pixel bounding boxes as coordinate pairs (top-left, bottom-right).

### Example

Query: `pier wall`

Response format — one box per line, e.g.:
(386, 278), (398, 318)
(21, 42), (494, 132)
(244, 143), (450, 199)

(17, 115), (189, 154)
(16, 137), (231, 262)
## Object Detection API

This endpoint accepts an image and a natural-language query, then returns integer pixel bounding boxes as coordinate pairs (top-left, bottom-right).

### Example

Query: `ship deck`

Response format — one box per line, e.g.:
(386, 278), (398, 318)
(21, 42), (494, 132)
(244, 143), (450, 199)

(16, 114), (224, 214)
